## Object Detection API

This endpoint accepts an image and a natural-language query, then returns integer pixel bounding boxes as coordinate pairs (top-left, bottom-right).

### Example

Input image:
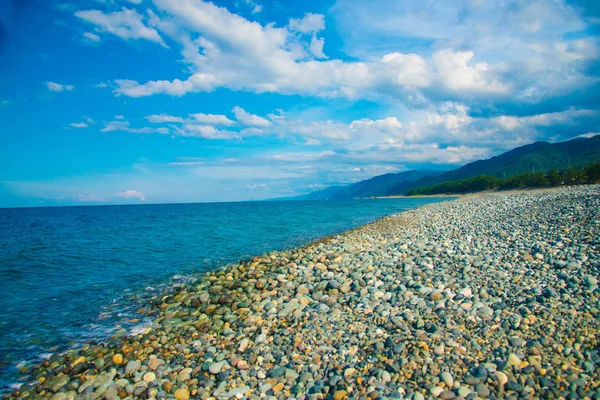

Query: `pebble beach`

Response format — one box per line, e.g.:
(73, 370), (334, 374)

(5, 185), (600, 400)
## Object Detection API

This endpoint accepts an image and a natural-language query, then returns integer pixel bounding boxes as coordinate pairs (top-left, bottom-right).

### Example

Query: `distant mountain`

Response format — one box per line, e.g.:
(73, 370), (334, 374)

(282, 135), (600, 201)
(288, 170), (444, 200)
(386, 135), (600, 195)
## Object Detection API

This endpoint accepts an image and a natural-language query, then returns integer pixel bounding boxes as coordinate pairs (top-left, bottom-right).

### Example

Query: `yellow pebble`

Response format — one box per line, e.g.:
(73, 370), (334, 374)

(112, 354), (124, 365)
(174, 388), (190, 400)
(71, 356), (86, 367)
(333, 390), (348, 400)
(273, 383), (284, 392)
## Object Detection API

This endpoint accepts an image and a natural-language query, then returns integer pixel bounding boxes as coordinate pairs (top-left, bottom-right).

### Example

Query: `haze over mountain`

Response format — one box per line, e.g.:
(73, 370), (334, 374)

(290, 135), (600, 199)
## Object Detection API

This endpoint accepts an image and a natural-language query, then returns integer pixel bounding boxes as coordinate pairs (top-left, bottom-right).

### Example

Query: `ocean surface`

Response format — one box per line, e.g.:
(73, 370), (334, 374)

(0, 198), (449, 390)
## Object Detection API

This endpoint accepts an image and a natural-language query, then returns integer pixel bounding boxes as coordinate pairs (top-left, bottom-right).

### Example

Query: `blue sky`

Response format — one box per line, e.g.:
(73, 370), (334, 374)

(0, 0), (599, 207)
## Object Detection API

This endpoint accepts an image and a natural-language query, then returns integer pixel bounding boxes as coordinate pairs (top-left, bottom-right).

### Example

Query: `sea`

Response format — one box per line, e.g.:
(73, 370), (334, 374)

(0, 198), (449, 390)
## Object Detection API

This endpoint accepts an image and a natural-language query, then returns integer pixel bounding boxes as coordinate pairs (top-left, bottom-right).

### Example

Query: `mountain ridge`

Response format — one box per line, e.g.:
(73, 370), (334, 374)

(284, 135), (600, 200)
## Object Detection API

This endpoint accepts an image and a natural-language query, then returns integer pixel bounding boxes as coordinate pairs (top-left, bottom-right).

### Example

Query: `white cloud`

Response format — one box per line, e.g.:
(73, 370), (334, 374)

(118, 189), (146, 201)
(126, 0), (143, 4)
(232, 106), (271, 127)
(78, 193), (106, 202)
(146, 114), (185, 123)
(70, 122), (89, 128)
(75, 7), (166, 47)
(289, 13), (325, 34)
(190, 113), (236, 126)
(101, 120), (169, 134)
(174, 124), (238, 140)
(309, 35), (326, 59)
(83, 32), (101, 42)
(46, 82), (74, 92)
(238, 0), (262, 14)
(102, 0), (515, 103)
(246, 183), (267, 190)
(96, 82), (108, 88)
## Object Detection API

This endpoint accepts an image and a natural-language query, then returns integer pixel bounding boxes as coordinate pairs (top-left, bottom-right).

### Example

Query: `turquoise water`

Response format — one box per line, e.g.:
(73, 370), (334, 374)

(0, 198), (449, 390)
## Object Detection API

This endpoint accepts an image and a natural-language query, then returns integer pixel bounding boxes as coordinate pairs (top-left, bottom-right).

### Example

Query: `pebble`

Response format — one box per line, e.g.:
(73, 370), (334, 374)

(143, 372), (156, 383)
(173, 388), (190, 400)
(441, 371), (454, 387)
(10, 186), (600, 400)
(209, 361), (229, 374)
(112, 354), (123, 365)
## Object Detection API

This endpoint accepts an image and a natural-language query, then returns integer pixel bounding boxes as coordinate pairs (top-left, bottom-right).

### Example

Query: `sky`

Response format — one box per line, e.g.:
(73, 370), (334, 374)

(0, 0), (599, 207)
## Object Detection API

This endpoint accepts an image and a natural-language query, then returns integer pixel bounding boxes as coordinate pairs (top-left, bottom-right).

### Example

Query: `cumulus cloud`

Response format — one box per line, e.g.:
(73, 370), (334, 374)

(289, 13), (325, 34)
(70, 122), (89, 128)
(118, 189), (146, 201)
(101, 120), (169, 134)
(46, 81), (74, 92)
(83, 32), (101, 42)
(146, 114), (185, 123)
(232, 106), (271, 127)
(191, 113), (236, 126)
(101, 0), (520, 103)
(75, 7), (166, 47)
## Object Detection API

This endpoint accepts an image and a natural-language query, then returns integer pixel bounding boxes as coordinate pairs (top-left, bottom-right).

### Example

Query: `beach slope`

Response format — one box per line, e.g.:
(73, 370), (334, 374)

(8, 186), (600, 399)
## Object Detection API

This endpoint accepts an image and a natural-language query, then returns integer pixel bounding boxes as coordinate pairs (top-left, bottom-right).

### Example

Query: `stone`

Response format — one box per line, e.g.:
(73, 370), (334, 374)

(494, 371), (508, 386)
(209, 360), (229, 374)
(174, 388), (190, 400)
(333, 390), (348, 400)
(476, 384), (490, 397)
(441, 371), (454, 387)
(507, 353), (521, 367)
(148, 356), (164, 370)
(47, 375), (70, 392)
(125, 360), (140, 375)
(143, 372), (156, 383)
(112, 354), (124, 365)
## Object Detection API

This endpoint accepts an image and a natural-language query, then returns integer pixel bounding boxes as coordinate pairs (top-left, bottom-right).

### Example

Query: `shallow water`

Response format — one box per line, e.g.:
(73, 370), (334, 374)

(0, 198), (449, 389)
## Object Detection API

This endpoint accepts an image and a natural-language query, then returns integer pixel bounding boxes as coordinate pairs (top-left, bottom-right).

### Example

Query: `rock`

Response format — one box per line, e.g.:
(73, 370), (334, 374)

(584, 276), (598, 287)
(238, 338), (250, 352)
(333, 390), (348, 400)
(112, 354), (124, 365)
(430, 386), (443, 397)
(269, 366), (286, 378)
(209, 360), (229, 374)
(125, 360), (140, 375)
(434, 344), (445, 355)
(430, 291), (443, 301)
(476, 384), (490, 398)
(494, 371), (508, 386)
(143, 372), (156, 383)
(507, 353), (522, 367)
(441, 371), (454, 387)
(174, 388), (190, 400)
(225, 386), (250, 398)
(478, 306), (494, 318)
(148, 356), (164, 370)
(46, 375), (70, 392)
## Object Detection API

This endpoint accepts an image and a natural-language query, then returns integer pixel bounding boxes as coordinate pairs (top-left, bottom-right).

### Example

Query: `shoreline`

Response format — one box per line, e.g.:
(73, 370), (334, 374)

(5, 185), (600, 399)
(376, 185), (582, 200)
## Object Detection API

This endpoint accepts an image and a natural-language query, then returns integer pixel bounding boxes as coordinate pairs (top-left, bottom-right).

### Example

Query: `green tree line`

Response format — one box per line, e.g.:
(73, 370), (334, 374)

(405, 161), (600, 196)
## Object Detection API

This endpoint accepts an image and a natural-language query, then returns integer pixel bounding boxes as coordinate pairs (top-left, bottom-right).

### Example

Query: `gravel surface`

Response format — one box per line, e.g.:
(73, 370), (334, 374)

(5, 185), (600, 400)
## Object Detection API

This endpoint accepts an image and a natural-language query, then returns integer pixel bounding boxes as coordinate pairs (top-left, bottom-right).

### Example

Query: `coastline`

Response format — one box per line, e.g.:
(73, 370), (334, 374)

(5, 185), (600, 400)
(376, 185), (581, 200)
